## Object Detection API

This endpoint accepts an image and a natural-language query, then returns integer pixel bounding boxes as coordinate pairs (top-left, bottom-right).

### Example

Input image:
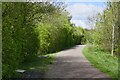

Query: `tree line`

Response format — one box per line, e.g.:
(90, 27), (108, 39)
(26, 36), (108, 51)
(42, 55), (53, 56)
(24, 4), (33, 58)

(85, 2), (119, 56)
(2, 2), (85, 77)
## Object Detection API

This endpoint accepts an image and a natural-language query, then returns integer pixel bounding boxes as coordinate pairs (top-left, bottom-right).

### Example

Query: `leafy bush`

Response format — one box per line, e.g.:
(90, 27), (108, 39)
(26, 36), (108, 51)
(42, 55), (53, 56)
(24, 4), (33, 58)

(2, 2), (85, 78)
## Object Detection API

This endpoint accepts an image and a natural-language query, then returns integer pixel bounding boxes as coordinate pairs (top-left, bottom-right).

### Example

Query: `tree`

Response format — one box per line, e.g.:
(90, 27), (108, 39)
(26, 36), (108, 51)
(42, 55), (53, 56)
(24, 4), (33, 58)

(89, 2), (119, 56)
(2, 2), (85, 77)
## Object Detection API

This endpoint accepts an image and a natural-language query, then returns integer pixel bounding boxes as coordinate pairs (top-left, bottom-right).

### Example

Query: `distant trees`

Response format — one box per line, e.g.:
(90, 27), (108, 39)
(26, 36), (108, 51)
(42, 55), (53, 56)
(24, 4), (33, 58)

(2, 2), (84, 77)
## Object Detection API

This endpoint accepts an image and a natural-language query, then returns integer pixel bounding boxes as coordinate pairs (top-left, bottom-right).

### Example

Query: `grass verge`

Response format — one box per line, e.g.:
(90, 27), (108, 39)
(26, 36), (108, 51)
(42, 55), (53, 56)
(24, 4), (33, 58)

(83, 45), (118, 78)
(18, 53), (55, 77)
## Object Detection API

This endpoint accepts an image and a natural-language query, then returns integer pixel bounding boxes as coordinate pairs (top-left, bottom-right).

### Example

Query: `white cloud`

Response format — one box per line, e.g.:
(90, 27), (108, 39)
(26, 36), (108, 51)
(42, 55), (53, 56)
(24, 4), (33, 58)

(66, 3), (106, 29)
(65, 0), (118, 2)
(67, 3), (105, 19)
(71, 20), (90, 29)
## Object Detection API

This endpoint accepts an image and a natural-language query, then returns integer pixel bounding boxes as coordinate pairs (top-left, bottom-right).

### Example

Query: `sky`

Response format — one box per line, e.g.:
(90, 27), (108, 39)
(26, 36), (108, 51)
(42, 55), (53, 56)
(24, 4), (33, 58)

(65, 0), (107, 29)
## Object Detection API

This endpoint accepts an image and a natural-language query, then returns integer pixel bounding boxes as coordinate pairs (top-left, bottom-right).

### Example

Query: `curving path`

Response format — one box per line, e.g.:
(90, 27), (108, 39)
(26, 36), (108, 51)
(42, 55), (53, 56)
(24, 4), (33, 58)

(44, 45), (109, 78)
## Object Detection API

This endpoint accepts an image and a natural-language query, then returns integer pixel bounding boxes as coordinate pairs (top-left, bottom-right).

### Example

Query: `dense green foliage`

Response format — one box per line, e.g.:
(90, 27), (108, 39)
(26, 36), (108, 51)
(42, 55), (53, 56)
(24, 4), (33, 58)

(2, 3), (40, 77)
(85, 2), (119, 56)
(83, 2), (119, 78)
(83, 45), (118, 78)
(2, 2), (84, 77)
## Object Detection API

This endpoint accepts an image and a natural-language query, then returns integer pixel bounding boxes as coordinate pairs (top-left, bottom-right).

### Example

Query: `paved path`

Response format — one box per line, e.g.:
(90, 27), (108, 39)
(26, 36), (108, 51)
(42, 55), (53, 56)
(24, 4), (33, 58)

(44, 45), (109, 78)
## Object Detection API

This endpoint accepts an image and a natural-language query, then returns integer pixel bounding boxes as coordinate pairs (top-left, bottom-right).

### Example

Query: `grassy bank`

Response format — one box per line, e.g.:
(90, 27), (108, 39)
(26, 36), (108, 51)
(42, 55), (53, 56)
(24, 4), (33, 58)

(83, 45), (118, 78)
(17, 53), (55, 78)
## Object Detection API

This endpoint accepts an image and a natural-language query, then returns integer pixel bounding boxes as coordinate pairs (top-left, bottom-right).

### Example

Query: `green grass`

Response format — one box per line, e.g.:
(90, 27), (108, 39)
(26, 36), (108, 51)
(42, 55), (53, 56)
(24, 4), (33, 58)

(83, 45), (118, 78)
(19, 53), (55, 72)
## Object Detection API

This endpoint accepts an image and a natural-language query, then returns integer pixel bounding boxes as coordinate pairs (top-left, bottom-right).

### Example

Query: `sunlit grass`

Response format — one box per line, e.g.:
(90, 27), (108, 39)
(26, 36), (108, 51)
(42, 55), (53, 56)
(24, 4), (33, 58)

(83, 45), (118, 78)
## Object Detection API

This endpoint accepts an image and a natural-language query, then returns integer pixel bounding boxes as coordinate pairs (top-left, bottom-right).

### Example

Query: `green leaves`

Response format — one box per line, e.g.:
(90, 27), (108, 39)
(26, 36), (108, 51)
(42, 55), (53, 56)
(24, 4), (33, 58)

(2, 2), (85, 78)
(2, 2), (39, 77)
(88, 2), (119, 55)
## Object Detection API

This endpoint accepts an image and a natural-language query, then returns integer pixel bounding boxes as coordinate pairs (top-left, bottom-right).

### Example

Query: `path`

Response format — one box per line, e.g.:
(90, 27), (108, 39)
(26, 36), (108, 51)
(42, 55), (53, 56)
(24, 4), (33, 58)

(44, 45), (109, 78)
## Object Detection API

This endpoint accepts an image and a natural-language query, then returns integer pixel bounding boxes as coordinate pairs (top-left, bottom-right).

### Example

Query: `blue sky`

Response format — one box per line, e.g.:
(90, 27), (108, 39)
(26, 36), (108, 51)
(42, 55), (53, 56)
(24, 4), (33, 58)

(65, 0), (107, 29)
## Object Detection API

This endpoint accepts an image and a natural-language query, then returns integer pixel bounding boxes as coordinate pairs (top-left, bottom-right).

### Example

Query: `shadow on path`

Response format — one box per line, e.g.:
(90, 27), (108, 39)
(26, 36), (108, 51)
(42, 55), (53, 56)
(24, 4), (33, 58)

(44, 45), (109, 78)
